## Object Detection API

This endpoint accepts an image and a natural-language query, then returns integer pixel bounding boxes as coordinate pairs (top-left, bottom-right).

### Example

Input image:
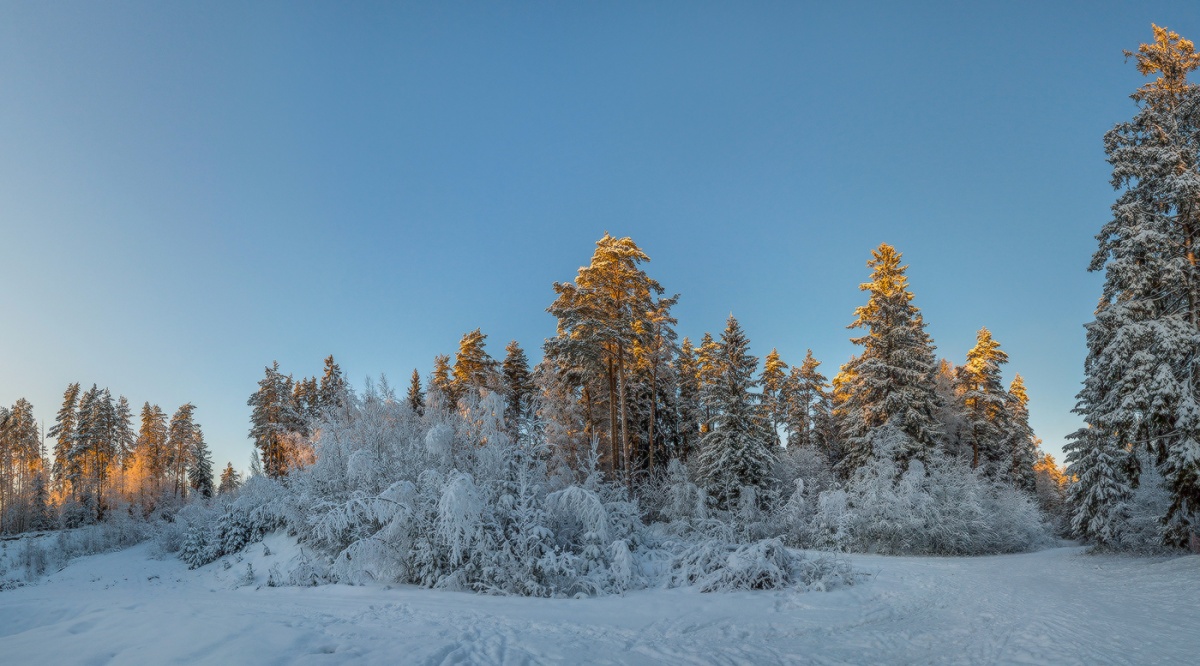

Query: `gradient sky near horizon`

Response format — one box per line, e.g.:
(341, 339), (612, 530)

(2, 2), (1198, 472)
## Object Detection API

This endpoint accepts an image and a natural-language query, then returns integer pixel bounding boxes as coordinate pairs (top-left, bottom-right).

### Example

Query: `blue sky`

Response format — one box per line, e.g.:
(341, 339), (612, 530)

(2, 2), (1197, 471)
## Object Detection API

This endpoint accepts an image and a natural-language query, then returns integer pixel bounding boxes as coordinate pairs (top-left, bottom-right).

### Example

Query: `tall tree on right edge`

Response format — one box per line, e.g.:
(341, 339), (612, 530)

(1067, 26), (1200, 548)
(834, 244), (941, 476)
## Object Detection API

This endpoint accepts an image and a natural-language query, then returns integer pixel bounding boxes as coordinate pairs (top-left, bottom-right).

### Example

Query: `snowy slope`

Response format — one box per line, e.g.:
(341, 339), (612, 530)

(0, 535), (1196, 665)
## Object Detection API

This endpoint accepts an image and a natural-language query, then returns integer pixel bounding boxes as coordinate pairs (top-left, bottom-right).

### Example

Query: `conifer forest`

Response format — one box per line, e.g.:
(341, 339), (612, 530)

(2, 13), (1199, 666)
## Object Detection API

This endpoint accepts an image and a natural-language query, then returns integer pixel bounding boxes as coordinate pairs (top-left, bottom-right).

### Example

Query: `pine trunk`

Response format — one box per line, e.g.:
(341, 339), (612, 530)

(618, 341), (631, 492)
(607, 359), (619, 477)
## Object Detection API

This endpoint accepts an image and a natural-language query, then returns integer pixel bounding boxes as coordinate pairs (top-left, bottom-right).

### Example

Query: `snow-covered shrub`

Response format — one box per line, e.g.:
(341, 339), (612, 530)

(667, 538), (854, 592)
(822, 430), (1051, 555)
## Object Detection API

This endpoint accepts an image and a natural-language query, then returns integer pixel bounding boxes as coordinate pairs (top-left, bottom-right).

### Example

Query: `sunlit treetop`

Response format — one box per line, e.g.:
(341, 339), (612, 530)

(1127, 24), (1200, 100)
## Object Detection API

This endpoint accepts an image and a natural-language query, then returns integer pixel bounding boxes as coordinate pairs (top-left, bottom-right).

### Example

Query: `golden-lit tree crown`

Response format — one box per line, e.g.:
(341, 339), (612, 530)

(1127, 24), (1200, 100)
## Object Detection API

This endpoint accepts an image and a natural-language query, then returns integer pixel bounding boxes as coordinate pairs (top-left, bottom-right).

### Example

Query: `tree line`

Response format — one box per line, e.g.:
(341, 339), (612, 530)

(246, 235), (1062, 523)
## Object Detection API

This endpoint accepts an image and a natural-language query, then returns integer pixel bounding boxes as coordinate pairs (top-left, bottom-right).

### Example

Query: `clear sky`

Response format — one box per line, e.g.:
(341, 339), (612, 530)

(2, 2), (1197, 472)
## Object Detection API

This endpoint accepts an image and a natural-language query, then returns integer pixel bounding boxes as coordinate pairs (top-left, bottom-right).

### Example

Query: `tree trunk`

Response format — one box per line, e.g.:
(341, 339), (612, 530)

(607, 358), (619, 478)
(648, 365), (657, 476)
(618, 341), (631, 492)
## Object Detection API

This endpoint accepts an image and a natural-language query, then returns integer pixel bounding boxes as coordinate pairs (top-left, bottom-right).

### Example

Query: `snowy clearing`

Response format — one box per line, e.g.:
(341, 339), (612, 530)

(1, 535), (1196, 665)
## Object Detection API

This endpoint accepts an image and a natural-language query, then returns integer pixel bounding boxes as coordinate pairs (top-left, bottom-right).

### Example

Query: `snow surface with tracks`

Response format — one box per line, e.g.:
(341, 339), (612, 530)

(1, 533), (1196, 665)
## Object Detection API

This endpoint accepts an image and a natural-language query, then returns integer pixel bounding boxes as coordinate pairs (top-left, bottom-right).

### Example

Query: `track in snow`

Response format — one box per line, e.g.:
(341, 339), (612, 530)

(0, 534), (1196, 665)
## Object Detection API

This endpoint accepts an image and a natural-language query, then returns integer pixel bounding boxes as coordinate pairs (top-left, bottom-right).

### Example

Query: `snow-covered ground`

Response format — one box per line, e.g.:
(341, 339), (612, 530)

(0, 534), (1196, 665)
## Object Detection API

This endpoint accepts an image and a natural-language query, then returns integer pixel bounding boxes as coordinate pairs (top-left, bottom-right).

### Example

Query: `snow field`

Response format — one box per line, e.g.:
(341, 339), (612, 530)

(1, 536), (1196, 665)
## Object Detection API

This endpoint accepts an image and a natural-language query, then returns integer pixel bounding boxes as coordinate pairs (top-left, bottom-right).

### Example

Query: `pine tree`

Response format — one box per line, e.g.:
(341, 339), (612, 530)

(429, 354), (454, 406)
(167, 403), (198, 497)
(835, 244), (941, 476)
(218, 462), (242, 494)
(1072, 26), (1200, 546)
(955, 328), (1011, 478)
(0, 398), (42, 532)
(406, 368), (426, 416)
(188, 426), (215, 498)
(72, 385), (117, 512)
(452, 329), (499, 403)
(1006, 375), (1040, 492)
(135, 403), (170, 486)
(545, 233), (670, 482)
(760, 349), (788, 449)
(696, 315), (776, 509)
(502, 341), (535, 428)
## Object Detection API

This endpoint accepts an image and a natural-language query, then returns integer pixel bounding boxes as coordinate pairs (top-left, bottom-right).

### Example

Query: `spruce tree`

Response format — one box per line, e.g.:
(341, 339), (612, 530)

(48, 382), (81, 498)
(318, 355), (349, 414)
(835, 244), (941, 476)
(955, 328), (1011, 477)
(631, 295), (680, 472)
(1006, 374), (1040, 492)
(406, 368), (426, 416)
(188, 426), (215, 498)
(674, 337), (702, 460)
(114, 396), (136, 470)
(247, 362), (301, 478)
(784, 350), (832, 453)
(501, 341), (535, 428)
(696, 315), (775, 509)
(1071, 26), (1200, 546)
(1066, 427), (1134, 546)
(696, 332), (721, 434)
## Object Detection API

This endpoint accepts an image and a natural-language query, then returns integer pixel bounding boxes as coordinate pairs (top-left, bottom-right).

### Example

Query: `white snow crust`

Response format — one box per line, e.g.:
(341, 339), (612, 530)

(1, 534), (1196, 665)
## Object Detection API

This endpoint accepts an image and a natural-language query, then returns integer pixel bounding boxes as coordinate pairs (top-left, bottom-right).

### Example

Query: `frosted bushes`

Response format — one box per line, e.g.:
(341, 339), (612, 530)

(668, 538), (854, 592)
(800, 445), (1051, 556)
(545, 486), (610, 545)
(437, 472), (485, 567)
